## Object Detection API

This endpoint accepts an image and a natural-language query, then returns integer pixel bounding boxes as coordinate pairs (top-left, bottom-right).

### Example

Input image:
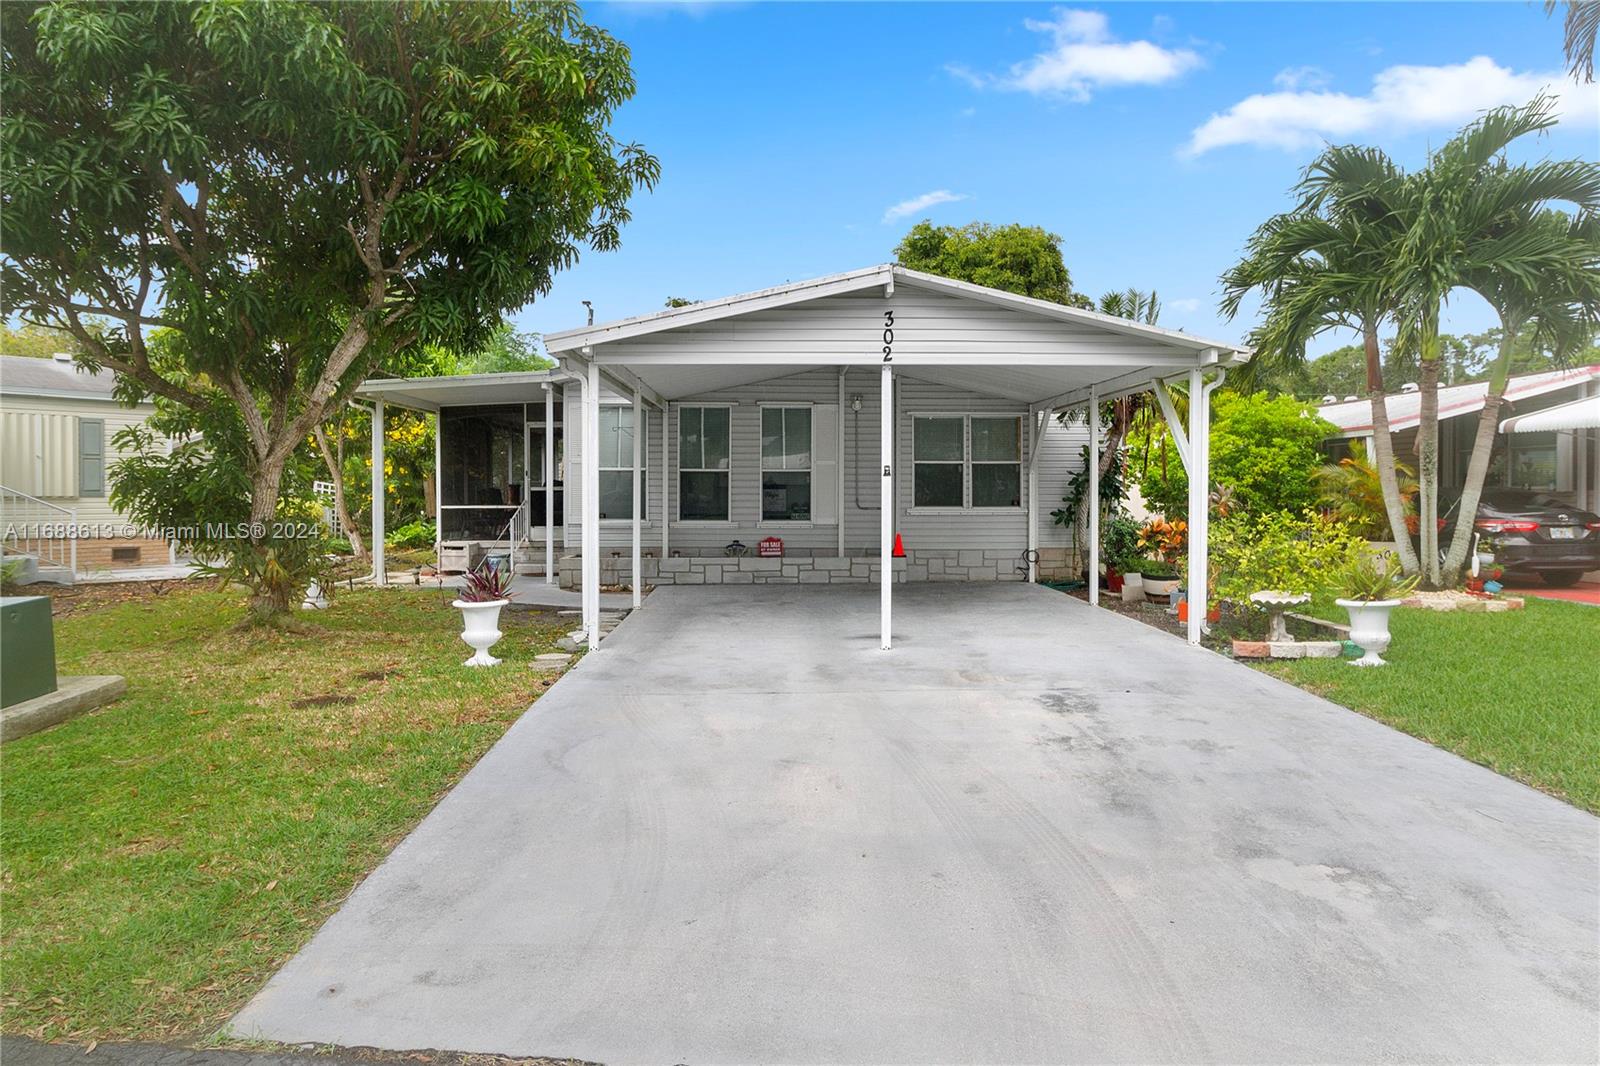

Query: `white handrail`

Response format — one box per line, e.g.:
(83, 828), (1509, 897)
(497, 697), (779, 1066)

(0, 483), (78, 576)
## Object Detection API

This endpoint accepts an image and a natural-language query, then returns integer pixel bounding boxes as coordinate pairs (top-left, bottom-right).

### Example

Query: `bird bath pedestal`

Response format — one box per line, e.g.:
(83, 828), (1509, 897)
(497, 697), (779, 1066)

(1249, 590), (1311, 643)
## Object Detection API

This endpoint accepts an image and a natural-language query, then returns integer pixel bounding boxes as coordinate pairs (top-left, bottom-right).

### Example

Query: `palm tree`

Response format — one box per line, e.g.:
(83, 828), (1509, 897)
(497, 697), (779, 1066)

(1066, 289), (1165, 483)
(1221, 146), (1422, 573)
(1387, 96), (1600, 584)
(1548, 0), (1600, 81)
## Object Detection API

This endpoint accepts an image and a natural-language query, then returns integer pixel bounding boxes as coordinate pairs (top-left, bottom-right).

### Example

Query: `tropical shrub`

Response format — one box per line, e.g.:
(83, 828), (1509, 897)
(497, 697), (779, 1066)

(1137, 518), (1187, 564)
(386, 520), (437, 551)
(1316, 441), (1416, 539)
(1209, 510), (1365, 606)
(1102, 515), (1142, 571)
(458, 562), (514, 603)
(1137, 391), (1335, 518)
(1335, 551), (1420, 602)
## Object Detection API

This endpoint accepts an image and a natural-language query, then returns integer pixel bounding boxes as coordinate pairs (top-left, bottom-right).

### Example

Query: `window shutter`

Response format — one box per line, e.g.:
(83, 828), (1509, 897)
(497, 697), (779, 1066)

(811, 404), (840, 524)
(78, 418), (105, 498)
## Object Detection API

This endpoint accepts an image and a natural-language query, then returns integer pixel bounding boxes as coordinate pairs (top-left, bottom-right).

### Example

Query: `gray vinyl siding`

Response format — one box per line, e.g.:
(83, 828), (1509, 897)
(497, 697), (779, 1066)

(565, 367), (1093, 555)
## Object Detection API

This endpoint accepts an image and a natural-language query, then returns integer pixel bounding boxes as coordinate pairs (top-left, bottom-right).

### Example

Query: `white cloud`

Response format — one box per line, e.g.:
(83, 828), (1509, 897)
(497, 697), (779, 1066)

(882, 190), (969, 224)
(1273, 65), (1330, 91)
(953, 8), (1202, 102)
(1184, 56), (1599, 157)
(1167, 297), (1203, 313)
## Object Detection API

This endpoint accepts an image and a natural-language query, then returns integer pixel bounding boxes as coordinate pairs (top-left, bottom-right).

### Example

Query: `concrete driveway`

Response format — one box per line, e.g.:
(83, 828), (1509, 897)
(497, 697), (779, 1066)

(233, 584), (1598, 1064)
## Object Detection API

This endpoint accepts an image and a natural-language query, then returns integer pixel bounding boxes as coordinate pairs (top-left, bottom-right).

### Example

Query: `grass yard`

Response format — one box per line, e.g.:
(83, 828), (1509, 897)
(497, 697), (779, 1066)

(1257, 596), (1600, 814)
(1, 582), (571, 1043)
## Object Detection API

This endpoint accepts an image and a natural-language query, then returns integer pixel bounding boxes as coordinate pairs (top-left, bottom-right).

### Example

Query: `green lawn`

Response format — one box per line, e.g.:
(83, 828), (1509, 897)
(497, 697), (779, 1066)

(1, 584), (570, 1043)
(1257, 596), (1600, 814)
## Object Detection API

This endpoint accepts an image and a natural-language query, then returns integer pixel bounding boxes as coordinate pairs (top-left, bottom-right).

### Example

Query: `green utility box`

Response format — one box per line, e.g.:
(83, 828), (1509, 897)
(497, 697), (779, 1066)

(1, 596), (57, 708)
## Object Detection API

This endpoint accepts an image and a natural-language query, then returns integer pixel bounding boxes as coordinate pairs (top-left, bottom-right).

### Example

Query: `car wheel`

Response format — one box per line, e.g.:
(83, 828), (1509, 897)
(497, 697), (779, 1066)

(1540, 571), (1585, 588)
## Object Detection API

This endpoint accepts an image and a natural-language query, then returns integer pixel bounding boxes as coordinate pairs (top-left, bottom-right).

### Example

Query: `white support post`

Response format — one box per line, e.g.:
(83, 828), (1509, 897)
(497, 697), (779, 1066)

(1186, 367), (1205, 645)
(432, 408), (442, 565)
(583, 360), (601, 649)
(1026, 405), (1053, 583)
(372, 399), (386, 586)
(880, 363), (894, 651)
(837, 368), (848, 558)
(544, 385), (555, 585)
(1087, 387), (1099, 606)
(631, 386), (643, 609)
(660, 403), (670, 558)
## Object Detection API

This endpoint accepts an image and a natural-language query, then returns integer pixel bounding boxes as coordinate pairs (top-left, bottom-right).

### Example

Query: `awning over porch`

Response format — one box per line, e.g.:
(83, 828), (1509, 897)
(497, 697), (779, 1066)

(542, 264), (1250, 652)
(353, 369), (560, 412)
(1499, 393), (1600, 434)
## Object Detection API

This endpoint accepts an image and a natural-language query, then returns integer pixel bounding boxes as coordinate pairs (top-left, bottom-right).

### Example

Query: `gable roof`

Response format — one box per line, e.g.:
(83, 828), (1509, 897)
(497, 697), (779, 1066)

(544, 264), (1246, 358)
(0, 354), (143, 403)
(1318, 365), (1600, 436)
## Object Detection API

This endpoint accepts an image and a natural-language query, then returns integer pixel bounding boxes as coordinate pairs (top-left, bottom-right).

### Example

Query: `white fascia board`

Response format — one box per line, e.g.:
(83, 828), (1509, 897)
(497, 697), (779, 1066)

(589, 350), (1201, 369)
(0, 387), (152, 405)
(545, 265), (894, 352)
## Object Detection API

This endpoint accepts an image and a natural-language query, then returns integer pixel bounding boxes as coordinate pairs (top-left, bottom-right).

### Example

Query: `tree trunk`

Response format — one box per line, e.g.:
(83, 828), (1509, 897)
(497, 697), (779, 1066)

(1441, 324), (1517, 584)
(1416, 309), (1443, 587)
(1363, 321), (1420, 574)
(245, 459), (293, 620)
(313, 420), (367, 563)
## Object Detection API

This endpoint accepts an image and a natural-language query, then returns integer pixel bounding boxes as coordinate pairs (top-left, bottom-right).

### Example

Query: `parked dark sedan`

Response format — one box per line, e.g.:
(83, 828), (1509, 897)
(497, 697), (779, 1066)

(1442, 488), (1600, 586)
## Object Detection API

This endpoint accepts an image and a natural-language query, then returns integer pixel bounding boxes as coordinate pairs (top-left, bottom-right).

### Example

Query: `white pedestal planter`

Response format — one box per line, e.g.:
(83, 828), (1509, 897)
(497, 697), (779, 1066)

(1336, 598), (1402, 667)
(453, 598), (509, 667)
(301, 580), (329, 610)
(1250, 590), (1310, 642)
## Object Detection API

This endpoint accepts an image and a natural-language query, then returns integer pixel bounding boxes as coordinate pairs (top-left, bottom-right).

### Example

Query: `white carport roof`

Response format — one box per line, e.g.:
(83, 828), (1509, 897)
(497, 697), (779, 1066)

(1499, 392), (1600, 434)
(544, 264), (1249, 407)
(352, 369), (559, 412)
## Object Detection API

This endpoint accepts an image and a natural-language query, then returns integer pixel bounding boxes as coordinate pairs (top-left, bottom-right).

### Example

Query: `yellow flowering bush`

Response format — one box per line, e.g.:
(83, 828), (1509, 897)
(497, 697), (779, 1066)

(1210, 510), (1365, 606)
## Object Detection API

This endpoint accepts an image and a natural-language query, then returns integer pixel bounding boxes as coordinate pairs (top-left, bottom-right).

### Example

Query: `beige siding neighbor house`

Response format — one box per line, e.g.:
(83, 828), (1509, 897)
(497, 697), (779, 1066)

(1, 353), (173, 576)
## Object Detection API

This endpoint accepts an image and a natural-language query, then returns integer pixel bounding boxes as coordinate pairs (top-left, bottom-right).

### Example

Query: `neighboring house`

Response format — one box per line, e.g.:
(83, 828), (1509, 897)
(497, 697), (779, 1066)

(358, 264), (1248, 649)
(0, 353), (173, 576)
(1317, 365), (1600, 514)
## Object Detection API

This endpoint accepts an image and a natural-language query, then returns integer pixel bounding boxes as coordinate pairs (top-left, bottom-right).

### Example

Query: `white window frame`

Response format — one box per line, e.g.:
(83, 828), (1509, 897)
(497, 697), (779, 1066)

(597, 404), (647, 525)
(759, 403), (814, 524)
(908, 412), (1025, 513)
(676, 403), (734, 523)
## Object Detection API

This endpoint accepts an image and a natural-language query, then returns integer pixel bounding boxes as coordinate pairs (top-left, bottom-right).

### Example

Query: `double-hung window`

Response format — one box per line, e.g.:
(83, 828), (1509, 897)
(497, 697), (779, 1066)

(678, 406), (731, 521)
(912, 415), (1023, 509)
(761, 406), (812, 520)
(597, 406), (645, 521)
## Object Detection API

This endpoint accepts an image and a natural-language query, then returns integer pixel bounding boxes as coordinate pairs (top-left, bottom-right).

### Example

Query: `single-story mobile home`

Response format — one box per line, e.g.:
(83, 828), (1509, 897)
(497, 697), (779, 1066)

(0, 353), (173, 578)
(358, 265), (1249, 650)
(1317, 365), (1600, 514)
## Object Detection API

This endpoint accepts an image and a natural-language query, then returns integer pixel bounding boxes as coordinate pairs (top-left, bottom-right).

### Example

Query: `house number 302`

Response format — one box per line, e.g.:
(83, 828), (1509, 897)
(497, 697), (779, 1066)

(882, 310), (894, 362)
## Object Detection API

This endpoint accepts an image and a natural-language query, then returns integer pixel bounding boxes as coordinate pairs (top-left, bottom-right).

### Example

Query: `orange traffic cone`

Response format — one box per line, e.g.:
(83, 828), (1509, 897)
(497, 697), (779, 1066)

(892, 533), (906, 558)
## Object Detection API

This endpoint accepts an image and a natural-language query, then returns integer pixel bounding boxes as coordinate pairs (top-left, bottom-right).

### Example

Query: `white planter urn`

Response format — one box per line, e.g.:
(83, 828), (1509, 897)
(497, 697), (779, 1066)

(1336, 598), (1402, 667)
(301, 580), (329, 611)
(453, 598), (509, 667)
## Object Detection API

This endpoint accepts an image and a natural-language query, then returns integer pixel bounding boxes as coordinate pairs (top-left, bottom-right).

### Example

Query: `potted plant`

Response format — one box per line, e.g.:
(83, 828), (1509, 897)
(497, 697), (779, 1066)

(1134, 557), (1180, 601)
(1334, 553), (1419, 667)
(453, 563), (514, 667)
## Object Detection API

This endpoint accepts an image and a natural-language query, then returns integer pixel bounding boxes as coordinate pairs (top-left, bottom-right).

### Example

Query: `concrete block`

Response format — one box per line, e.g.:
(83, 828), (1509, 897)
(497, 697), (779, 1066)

(2, 675), (126, 743)
(798, 571), (832, 584)
(958, 550), (983, 567)
(816, 558), (852, 573)
(721, 571), (753, 584)
(1232, 641), (1269, 659)
(1266, 641), (1305, 659)
(659, 557), (691, 573)
(1302, 642), (1343, 659)
(744, 558), (783, 572)
(907, 564), (928, 581)
(675, 572), (705, 585)
(701, 567), (724, 584)
(782, 564), (800, 577)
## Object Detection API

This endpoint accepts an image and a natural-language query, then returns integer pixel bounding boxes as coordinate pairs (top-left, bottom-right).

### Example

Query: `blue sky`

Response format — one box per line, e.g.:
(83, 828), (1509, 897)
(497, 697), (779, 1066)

(514, 1), (1599, 358)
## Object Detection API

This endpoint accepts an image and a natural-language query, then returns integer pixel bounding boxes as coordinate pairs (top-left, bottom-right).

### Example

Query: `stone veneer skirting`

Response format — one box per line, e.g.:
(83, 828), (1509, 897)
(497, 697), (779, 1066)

(558, 546), (1075, 589)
